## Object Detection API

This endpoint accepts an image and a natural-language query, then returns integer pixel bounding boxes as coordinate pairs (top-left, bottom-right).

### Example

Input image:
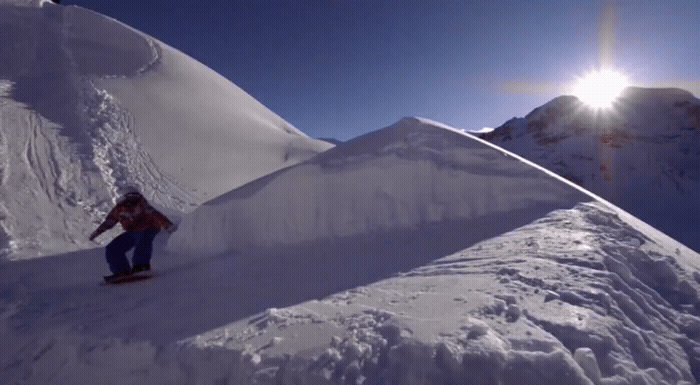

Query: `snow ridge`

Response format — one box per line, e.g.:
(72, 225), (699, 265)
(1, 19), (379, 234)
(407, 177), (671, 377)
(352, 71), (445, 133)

(3, 114), (700, 383)
(169, 117), (591, 255)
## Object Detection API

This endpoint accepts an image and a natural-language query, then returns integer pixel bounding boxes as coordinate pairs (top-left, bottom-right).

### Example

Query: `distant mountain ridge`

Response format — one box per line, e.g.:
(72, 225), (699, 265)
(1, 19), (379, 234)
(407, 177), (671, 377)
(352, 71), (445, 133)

(481, 86), (700, 251)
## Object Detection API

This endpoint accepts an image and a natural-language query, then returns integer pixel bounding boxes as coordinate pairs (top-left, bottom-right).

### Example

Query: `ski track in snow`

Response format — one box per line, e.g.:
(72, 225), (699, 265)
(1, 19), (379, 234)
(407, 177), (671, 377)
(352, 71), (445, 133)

(185, 202), (700, 385)
(0, 4), (207, 258)
(2, 202), (700, 384)
(0, 3), (332, 258)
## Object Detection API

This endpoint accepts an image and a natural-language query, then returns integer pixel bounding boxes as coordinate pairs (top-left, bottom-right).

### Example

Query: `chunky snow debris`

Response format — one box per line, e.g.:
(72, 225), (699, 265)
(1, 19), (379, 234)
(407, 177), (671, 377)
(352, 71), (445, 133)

(481, 86), (700, 252)
(183, 202), (700, 385)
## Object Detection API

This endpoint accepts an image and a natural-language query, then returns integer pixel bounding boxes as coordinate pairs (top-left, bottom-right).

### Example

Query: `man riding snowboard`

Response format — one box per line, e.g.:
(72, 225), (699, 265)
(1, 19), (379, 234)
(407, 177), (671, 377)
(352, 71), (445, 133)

(90, 187), (176, 282)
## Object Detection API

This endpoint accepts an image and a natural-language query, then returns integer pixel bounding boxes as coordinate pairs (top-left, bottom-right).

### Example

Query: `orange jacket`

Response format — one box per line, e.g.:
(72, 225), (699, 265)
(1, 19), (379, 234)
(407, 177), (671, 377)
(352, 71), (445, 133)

(91, 194), (173, 239)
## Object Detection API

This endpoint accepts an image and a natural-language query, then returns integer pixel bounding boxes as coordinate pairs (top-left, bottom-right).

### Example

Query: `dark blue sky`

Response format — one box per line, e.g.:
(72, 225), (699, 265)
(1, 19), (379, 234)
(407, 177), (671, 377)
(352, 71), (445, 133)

(63, 0), (700, 140)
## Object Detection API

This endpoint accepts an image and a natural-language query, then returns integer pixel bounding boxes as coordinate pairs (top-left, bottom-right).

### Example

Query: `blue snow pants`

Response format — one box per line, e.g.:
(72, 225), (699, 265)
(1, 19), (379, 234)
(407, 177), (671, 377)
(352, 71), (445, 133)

(105, 229), (159, 274)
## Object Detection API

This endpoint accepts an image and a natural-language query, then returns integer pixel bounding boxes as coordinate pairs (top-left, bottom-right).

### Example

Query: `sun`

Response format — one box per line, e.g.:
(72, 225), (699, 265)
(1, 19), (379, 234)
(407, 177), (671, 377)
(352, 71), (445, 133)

(571, 69), (630, 109)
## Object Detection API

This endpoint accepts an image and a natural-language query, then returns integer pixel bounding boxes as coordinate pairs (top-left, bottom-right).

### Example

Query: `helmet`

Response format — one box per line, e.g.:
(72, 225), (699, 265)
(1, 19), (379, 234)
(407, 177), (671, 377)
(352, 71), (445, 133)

(116, 185), (143, 203)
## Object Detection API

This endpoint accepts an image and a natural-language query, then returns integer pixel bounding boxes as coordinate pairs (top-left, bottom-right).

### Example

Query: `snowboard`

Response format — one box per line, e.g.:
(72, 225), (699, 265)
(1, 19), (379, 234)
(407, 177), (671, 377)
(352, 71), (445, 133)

(103, 270), (154, 285)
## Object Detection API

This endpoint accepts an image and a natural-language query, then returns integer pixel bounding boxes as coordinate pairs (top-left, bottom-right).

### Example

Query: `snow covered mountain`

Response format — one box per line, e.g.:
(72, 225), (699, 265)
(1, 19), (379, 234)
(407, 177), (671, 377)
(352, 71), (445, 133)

(3, 118), (700, 384)
(480, 87), (700, 252)
(0, 1), (332, 258)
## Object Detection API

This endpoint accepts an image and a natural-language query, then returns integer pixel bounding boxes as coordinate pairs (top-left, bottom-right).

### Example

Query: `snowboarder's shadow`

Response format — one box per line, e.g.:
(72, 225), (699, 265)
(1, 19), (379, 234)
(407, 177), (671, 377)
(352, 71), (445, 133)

(0, 202), (578, 345)
(216, 203), (564, 322)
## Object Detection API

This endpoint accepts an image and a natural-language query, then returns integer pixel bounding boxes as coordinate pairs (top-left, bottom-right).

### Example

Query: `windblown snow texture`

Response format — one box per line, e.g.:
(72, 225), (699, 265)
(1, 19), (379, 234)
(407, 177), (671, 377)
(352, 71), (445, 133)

(481, 87), (700, 252)
(0, 2), (331, 258)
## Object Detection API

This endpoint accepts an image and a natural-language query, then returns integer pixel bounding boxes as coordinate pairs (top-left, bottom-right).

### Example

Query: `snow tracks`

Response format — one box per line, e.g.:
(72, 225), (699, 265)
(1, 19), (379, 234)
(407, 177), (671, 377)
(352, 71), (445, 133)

(185, 202), (700, 384)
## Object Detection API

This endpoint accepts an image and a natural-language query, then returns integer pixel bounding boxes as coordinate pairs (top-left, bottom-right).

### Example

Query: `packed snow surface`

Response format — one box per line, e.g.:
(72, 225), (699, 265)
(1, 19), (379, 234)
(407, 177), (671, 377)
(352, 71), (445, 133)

(0, 2), (331, 258)
(481, 87), (700, 252)
(188, 201), (700, 385)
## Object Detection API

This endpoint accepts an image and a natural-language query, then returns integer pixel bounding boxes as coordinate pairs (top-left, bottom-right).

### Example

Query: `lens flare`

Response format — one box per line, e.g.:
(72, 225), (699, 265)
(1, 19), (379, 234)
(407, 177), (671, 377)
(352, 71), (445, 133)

(572, 69), (630, 109)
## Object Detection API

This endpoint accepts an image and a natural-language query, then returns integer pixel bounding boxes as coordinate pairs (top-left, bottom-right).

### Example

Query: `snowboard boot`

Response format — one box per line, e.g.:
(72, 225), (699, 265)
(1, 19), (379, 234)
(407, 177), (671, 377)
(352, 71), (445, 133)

(131, 264), (151, 274)
(104, 270), (132, 283)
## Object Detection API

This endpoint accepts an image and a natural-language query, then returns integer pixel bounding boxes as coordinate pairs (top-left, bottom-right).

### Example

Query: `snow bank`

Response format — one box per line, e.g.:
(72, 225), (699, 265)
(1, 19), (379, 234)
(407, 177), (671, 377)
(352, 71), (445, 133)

(168, 117), (591, 255)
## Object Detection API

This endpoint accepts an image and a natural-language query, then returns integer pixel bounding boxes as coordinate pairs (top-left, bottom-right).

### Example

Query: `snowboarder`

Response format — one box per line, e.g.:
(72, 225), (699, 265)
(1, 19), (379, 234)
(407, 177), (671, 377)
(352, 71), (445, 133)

(89, 187), (177, 282)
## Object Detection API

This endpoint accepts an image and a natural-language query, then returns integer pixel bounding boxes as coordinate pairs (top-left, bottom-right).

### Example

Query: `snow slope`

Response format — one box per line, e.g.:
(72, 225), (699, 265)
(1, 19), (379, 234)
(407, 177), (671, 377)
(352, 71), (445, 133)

(168, 117), (592, 255)
(480, 87), (700, 252)
(2, 119), (699, 384)
(0, 2), (331, 258)
(187, 201), (700, 385)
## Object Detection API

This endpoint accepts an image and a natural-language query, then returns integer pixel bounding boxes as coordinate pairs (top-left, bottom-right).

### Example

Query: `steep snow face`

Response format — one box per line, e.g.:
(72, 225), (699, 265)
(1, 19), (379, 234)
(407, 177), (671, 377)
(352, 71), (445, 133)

(3, 116), (700, 384)
(481, 87), (700, 252)
(0, 3), (331, 258)
(89, 14), (332, 199)
(168, 118), (592, 255)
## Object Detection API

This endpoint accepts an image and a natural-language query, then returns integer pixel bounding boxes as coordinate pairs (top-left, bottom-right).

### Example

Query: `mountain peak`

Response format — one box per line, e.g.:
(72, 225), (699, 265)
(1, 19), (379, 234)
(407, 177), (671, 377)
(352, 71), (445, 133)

(480, 86), (700, 252)
(620, 86), (696, 101)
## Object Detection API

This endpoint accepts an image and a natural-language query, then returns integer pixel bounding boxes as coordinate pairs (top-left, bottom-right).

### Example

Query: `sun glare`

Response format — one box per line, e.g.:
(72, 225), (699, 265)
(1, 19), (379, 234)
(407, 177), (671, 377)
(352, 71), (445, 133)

(572, 69), (630, 109)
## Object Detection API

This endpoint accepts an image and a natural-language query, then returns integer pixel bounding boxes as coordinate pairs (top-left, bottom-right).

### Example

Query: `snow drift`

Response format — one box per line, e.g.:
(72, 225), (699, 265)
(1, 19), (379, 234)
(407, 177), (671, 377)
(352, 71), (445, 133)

(0, 2), (331, 258)
(481, 87), (700, 252)
(168, 117), (592, 255)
